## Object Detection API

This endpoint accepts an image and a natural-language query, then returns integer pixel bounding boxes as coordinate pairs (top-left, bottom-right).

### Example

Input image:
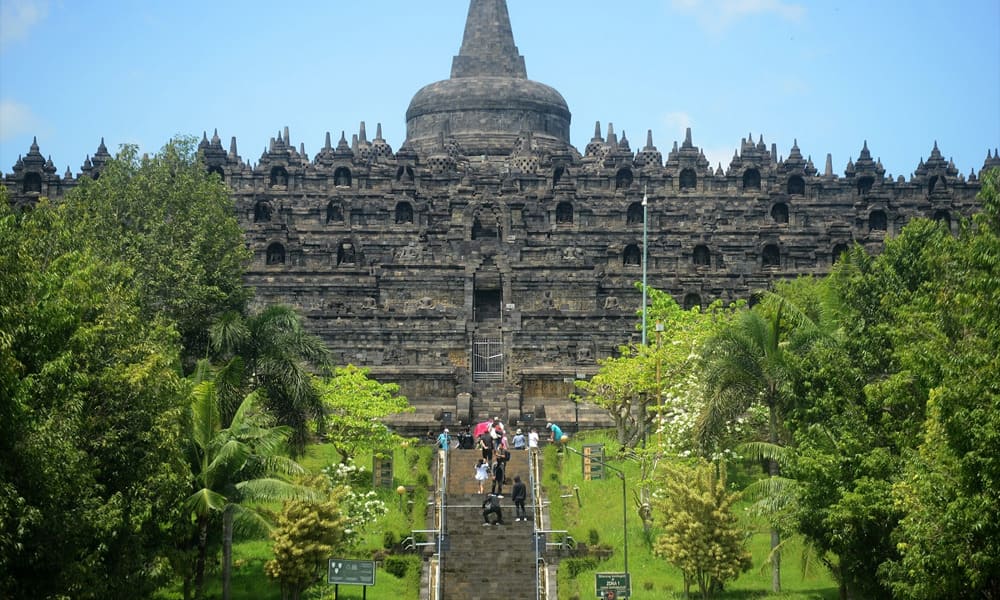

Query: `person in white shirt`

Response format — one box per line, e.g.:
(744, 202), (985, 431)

(528, 428), (540, 451)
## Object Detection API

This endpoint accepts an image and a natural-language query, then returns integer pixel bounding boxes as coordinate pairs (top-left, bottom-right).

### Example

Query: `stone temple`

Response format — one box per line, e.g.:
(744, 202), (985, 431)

(5, 0), (996, 435)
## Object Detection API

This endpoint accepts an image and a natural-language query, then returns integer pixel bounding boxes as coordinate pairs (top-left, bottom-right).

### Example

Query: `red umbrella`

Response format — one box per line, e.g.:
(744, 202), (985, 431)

(473, 421), (492, 438)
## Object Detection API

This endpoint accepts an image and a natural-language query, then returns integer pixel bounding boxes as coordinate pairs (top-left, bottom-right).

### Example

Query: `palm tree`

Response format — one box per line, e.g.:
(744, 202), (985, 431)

(695, 294), (820, 593)
(182, 362), (317, 600)
(210, 305), (329, 453)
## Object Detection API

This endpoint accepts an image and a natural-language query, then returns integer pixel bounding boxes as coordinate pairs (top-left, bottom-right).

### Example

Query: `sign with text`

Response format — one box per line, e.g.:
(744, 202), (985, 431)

(583, 444), (605, 480)
(328, 559), (376, 586)
(595, 572), (630, 598)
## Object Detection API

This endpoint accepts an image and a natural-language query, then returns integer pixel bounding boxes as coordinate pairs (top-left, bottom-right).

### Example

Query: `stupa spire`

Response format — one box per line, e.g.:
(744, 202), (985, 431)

(451, 0), (527, 79)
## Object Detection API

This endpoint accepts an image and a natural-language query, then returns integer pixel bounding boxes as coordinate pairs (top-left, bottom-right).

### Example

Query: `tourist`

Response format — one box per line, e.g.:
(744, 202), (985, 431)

(528, 428), (540, 451)
(482, 493), (504, 526)
(478, 431), (494, 464)
(511, 475), (528, 522)
(512, 428), (526, 450)
(436, 428), (451, 451)
(546, 422), (564, 444)
(474, 458), (490, 494)
(491, 457), (506, 497)
(459, 427), (475, 449)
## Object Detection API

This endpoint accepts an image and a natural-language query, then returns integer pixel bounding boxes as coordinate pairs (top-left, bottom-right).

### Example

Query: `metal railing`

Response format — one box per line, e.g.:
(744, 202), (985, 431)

(528, 449), (548, 600)
(415, 449), (447, 600)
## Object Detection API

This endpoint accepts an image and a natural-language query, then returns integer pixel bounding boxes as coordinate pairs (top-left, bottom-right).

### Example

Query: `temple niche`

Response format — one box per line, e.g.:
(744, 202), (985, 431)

(3, 0), (990, 435)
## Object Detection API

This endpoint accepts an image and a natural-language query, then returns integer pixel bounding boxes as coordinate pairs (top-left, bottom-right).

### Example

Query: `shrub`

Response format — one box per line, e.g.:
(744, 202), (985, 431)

(382, 530), (398, 549)
(384, 556), (409, 578)
(564, 558), (598, 578)
(587, 528), (601, 546)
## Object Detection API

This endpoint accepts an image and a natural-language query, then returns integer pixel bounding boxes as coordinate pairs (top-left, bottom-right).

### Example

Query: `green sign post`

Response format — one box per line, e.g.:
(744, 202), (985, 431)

(328, 559), (376, 600)
(595, 572), (630, 599)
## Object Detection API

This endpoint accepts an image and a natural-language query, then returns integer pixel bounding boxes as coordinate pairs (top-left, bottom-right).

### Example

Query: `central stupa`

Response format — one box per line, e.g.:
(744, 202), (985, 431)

(405, 0), (572, 157)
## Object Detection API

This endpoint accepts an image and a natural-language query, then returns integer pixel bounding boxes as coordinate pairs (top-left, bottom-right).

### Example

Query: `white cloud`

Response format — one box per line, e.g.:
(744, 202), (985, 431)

(669, 0), (805, 35)
(0, 100), (41, 141)
(662, 111), (693, 138)
(0, 0), (50, 49)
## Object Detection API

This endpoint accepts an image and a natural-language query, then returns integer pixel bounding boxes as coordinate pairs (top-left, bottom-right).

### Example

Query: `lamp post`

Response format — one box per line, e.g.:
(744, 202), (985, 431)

(641, 187), (648, 346)
(561, 437), (629, 580)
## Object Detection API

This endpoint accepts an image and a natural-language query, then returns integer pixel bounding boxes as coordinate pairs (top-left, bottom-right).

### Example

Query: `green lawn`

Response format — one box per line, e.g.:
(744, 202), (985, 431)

(544, 432), (839, 600)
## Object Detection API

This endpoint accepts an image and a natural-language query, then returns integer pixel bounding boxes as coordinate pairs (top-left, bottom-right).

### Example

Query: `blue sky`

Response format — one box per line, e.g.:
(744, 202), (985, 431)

(2, 0), (998, 179)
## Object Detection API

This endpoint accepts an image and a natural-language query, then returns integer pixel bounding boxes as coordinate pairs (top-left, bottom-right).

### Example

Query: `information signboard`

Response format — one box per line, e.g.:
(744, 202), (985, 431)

(583, 444), (605, 480)
(328, 559), (376, 586)
(595, 572), (630, 599)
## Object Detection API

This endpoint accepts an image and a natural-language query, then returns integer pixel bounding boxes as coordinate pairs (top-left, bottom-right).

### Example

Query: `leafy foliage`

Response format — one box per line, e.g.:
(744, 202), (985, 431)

(181, 366), (315, 599)
(0, 190), (189, 599)
(652, 459), (752, 599)
(265, 481), (352, 600)
(58, 138), (250, 368)
(209, 306), (330, 453)
(318, 365), (413, 463)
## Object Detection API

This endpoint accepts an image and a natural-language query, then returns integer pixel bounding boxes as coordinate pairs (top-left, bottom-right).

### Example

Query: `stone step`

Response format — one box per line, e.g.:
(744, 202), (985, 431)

(439, 449), (542, 599)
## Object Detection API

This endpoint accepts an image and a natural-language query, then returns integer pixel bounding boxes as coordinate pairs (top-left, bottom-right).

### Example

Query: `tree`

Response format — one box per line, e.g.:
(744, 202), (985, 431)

(265, 480), (353, 600)
(879, 168), (1000, 598)
(0, 195), (190, 599)
(318, 365), (413, 463)
(182, 364), (316, 600)
(783, 196), (1000, 597)
(576, 288), (738, 450)
(60, 138), (250, 368)
(696, 293), (822, 593)
(652, 459), (752, 599)
(210, 305), (330, 453)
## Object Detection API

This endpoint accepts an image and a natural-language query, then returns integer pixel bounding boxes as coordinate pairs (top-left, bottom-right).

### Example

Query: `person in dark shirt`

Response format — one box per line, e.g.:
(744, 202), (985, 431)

(511, 475), (528, 522)
(491, 458), (506, 497)
(482, 493), (504, 525)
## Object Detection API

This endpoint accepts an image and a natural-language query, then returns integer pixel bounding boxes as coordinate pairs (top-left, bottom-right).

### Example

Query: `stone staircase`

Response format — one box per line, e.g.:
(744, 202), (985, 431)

(440, 448), (539, 599)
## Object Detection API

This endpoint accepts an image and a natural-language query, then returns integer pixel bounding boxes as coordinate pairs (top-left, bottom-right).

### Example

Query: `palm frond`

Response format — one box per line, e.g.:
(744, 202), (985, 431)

(210, 311), (250, 355)
(236, 478), (321, 504)
(741, 476), (798, 505)
(189, 381), (220, 450)
(738, 441), (792, 465)
(228, 503), (275, 539)
(183, 487), (227, 518)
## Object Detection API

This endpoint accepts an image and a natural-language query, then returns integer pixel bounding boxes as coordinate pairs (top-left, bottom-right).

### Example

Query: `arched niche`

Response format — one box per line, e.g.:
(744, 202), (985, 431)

(693, 244), (711, 267)
(395, 201), (414, 224)
(269, 166), (288, 188)
(555, 201), (574, 225)
(266, 242), (285, 265)
(336, 241), (357, 265)
(627, 202), (643, 225)
(254, 200), (272, 223)
(832, 243), (849, 263)
(334, 167), (352, 187)
(857, 176), (875, 196)
(208, 165), (225, 180)
(623, 244), (641, 267)
(23, 172), (42, 194)
(679, 168), (697, 191)
(762, 244), (781, 267)
(615, 168), (633, 190)
(771, 202), (789, 224)
(743, 168), (761, 191)
(683, 293), (702, 310)
(787, 175), (805, 196)
(326, 201), (343, 223)
(869, 210), (888, 231)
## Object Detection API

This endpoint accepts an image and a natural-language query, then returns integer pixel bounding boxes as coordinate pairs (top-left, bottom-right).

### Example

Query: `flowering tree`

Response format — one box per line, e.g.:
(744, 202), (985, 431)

(653, 459), (752, 599)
